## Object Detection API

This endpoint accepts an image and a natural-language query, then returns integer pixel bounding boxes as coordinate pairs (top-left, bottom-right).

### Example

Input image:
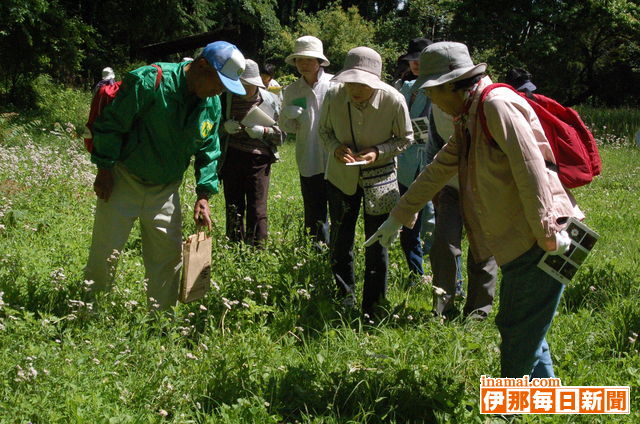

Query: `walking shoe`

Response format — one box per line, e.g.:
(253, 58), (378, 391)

(466, 310), (489, 321)
(341, 292), (356, 309)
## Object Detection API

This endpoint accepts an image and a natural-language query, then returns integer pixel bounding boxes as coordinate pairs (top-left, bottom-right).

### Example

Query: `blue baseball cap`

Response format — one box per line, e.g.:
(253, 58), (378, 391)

(202, 41), (246, 95)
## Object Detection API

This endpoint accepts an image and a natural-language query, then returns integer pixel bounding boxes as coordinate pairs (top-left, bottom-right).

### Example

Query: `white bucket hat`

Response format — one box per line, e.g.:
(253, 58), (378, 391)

(415, 41), (487, 89)
(331, 46), (385, 90)
(285, 36), (330, 67)
(240, 59), (266, 89)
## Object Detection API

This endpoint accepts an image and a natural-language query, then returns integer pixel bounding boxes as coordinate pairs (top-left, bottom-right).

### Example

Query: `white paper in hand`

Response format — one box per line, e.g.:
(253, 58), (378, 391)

(241, 106), (275, 127)
(345, 160), (368, 166)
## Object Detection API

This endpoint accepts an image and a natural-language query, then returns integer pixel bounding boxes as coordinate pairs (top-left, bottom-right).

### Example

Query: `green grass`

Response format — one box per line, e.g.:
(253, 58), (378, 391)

(1, 102), (640, 422)
(575, 106), (640, 146)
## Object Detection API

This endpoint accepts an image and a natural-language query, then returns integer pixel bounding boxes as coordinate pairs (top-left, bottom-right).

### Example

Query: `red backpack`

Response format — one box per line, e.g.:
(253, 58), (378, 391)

(83, 64), (163, 153)
(478, 83), (602, 189)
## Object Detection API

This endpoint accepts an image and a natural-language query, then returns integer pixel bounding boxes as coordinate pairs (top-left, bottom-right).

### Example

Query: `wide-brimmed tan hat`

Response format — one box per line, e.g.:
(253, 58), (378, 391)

(331, 46), (385, 90)
(285, 36), (330, 67)
(240, 59), (266, 88)
(414, 41), (486, 89)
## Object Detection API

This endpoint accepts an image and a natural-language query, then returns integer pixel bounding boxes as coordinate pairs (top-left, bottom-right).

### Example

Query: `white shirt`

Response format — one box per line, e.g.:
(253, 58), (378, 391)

(279, 68), (334, 177)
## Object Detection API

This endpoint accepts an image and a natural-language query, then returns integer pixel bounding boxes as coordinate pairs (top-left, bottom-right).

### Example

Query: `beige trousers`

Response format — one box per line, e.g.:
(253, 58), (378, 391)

(84, 164), (182, 310)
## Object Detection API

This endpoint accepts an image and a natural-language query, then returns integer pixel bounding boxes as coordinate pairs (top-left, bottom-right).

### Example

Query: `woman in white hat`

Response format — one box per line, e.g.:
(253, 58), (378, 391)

(219, 59), (284, 247)
(319, 46), (413, 319)
(279, 36), (333, 246)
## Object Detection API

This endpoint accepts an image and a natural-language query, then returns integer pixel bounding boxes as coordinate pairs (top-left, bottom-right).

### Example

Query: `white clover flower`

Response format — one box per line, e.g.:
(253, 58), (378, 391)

(199, 304), (207, 311)
(296, 289), (311, 299)
(221, 297), (232, 310)
(185, 352), (197, 360)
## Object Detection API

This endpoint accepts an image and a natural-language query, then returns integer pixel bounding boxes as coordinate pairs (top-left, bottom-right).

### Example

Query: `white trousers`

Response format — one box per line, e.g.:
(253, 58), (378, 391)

(85, 164), (182, 310)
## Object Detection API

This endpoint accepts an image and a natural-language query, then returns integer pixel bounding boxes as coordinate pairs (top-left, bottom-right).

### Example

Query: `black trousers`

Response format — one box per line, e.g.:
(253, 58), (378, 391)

(299, 173), (329, 244)
(327, 182), (388, 314)
(220, 148), (271, 247)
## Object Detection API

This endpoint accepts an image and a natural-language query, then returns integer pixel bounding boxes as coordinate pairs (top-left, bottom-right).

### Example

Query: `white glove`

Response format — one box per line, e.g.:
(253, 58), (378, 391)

(245, 125), (265, 139)
(223, 120), (241, 134)
(364, 216), (403, 248)
(549, 230), (571, 255)
(283, 105), (304, 119)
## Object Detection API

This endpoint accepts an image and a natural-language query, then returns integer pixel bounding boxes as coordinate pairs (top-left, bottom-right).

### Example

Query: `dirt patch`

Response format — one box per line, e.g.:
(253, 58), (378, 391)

(0, 179), (25, 196)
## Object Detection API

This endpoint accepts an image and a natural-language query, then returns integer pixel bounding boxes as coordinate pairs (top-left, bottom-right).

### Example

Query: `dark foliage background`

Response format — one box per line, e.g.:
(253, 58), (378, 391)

(1, 0), (639, 107)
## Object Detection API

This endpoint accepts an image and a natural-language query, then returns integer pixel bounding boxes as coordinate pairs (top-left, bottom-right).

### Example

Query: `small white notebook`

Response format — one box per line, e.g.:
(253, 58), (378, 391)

(241, 105), (275, 127)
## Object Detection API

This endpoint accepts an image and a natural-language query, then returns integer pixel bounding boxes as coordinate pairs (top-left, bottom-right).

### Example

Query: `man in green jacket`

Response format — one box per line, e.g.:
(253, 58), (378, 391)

(85, 41), (246, 310)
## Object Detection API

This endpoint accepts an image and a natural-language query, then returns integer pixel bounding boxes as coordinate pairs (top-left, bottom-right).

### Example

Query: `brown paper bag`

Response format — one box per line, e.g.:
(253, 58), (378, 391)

(180, 232), (212, 303)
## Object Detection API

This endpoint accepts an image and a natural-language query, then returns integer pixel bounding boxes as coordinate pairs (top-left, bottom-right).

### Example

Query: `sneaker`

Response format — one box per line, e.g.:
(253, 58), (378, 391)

(341, 293), (356, 309)
(466, 310), (489, 321)
(455, 279), (466, 299)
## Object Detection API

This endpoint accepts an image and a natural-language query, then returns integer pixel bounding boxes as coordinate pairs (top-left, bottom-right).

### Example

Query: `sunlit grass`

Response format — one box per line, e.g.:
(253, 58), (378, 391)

(1, 100), (639, 421)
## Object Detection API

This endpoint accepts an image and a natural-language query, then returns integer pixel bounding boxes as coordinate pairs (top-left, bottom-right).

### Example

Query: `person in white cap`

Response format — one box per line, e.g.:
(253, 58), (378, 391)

(86, 41), (246, 311)
(367, 41), (583, 378)
(319, 46), (413, 319)
(92, 67), (116, 94)
(279, 35), (334, 246)
(218, 59), (283, 247)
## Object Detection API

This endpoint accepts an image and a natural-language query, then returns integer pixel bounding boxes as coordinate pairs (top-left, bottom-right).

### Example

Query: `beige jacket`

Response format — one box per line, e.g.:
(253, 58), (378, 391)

(319, 83), (413, 195)
(391, 77), (583, 265)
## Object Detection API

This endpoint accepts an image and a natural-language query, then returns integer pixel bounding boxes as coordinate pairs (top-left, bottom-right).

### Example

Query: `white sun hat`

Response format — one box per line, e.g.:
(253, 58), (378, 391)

(285, 36), (330, 67)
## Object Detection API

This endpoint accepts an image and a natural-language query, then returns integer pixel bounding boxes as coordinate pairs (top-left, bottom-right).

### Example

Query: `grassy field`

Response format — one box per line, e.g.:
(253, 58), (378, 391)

(1, 103), (639, 423)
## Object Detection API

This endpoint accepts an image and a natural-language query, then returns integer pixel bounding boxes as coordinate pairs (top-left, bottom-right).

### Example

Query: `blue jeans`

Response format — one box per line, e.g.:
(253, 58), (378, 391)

(399, 183), (424, 276)
(420, 200), (435, 254)
(496, 244), (564, 378)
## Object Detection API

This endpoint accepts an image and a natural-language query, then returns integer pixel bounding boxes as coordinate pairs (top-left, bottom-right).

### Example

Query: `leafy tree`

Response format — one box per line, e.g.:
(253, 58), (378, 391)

(264, 3), (403, 79)
(374, 0), (456, 76)
(450, 0), (640, 106)
(0, 0), (92, 105)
